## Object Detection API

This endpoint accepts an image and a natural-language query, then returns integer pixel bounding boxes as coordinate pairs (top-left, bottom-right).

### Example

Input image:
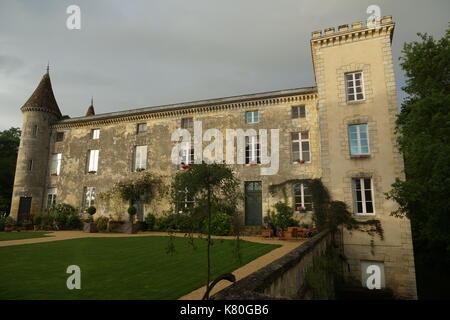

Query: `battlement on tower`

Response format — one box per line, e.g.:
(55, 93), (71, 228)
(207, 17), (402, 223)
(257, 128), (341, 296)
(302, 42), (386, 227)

(311, 15), (394, 45)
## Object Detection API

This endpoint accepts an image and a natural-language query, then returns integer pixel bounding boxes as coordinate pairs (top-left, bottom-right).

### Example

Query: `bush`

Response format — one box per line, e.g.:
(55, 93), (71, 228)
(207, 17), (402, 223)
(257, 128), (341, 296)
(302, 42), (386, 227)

(4, 216), (15, 227)
(144, 214), (156, 231)
(40, 203), (82, 230)
(33, 214), (42, 226)
(95, 216), (109, 232)
(265, 202), (299, 233)
(66, 214), (83, 230)
(40, 213), (54, 230)
(86, 206), (96, 215)
(0, 213), (8, 231)
(128, 206), (137, 215)
(154, 215), (174, 231)
(202, 212), (232, 236)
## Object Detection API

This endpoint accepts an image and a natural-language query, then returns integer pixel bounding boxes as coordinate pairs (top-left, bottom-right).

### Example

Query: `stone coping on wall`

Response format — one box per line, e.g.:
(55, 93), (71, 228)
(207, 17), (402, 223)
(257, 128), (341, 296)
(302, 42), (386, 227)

(211, 229), (331, 300)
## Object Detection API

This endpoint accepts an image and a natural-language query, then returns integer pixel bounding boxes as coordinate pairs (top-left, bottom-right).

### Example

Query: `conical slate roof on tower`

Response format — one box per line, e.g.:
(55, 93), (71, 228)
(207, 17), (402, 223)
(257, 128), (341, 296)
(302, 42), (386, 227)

(20, 71), (62, 118)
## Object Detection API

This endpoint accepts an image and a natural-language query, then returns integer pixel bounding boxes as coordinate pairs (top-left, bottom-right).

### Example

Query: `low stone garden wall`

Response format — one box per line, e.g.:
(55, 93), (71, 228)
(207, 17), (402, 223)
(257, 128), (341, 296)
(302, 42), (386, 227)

(212, 230), (332, 300)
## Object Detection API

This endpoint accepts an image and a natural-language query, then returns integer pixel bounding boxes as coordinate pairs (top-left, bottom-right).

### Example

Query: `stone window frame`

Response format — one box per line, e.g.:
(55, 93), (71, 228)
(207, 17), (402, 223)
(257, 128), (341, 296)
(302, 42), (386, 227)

(46, 187), (57, 208)
(352, 177), (376, 215)
(82, 186), (96, 210)
(32, 124), (38, 137)
(342, 170), (383, 217)
(336, 63), (374, 106)
(245, 110), (260, 124)
(91, 128), (100, 140)
(55, 131), (65, 142)
(291, 105), (306, 119)
(339, 116), (379, 160)
(345, 71), (365, 102)
(133, 145), (148, 172)
(348, 124), (370, 156)
(181, 117), (194, 129)
(50, 153), (62, 176)
(292, 180), (313, 212)
(286, 125), (313, 164)
(136, 123), (148, 134)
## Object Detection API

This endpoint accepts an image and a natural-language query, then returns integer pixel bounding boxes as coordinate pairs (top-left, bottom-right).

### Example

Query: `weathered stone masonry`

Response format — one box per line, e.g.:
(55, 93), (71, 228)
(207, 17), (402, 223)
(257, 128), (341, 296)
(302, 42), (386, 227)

(10, 16), (416, 298)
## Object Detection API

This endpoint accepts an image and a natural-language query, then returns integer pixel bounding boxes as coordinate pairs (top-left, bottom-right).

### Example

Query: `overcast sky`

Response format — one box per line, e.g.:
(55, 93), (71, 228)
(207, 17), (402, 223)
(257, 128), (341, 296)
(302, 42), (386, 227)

(0, 0), (448, 130)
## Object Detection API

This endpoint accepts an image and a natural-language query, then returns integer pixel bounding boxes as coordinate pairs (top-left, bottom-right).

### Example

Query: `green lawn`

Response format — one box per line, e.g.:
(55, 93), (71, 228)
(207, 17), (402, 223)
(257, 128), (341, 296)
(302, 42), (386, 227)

(0, 232), (53, 241)
(0, 236), (279, 300)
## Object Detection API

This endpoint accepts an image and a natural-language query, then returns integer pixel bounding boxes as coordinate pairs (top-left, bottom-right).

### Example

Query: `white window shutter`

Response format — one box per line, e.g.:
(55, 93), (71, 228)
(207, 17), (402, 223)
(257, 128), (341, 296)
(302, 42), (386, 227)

(94, 150), (99, 171)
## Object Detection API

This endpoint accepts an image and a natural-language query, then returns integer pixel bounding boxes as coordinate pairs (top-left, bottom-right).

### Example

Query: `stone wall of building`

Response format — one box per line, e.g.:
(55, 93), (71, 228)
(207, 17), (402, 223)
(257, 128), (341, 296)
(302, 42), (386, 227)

(311, 16), (417, 299)
(50, 90), (319, 222)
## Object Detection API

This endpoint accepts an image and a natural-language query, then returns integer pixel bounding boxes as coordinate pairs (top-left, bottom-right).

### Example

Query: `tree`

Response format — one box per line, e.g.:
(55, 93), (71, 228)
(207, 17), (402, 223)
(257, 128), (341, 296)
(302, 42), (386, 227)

(98, 172), (165, 221)
(171, 163), (241, 299)
(0, 128), (21, 214)
(387, 26), (450, 267)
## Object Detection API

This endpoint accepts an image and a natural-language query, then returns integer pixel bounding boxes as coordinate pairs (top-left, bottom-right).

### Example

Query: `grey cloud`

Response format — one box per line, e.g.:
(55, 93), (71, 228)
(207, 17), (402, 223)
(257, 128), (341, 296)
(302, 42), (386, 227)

(0, 0), (449, 130)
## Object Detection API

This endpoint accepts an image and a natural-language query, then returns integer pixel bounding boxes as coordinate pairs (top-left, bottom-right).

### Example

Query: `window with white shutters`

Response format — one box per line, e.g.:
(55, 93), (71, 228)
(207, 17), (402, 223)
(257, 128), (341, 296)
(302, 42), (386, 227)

(88, 150), (99, 173)
(50, 153), (62, 175)
(134, 145), (148, 171)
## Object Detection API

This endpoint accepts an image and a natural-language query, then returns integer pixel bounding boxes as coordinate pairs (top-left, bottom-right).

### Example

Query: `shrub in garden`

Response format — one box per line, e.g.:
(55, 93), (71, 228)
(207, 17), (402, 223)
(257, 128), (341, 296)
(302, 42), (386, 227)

(95, 216), (109, 232)
(86, 206), (97, 215)
(202, 212), (232, 236)
(144, 214), (156, 231)
(4, 216), (15, 228)
(66, 214), (83, 230)
(33, 214), (42, 227)
(127, 206), (137, 216)
(154, 215), (174, 231)
(266, 202), (299, 233)
(0, 213), (8, 231)
(41, 203), (82, 230)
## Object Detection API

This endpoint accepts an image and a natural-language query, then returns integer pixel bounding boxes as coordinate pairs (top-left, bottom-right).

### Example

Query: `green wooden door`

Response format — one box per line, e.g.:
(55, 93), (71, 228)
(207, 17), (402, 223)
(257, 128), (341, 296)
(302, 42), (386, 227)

(245, 181), (262, 226)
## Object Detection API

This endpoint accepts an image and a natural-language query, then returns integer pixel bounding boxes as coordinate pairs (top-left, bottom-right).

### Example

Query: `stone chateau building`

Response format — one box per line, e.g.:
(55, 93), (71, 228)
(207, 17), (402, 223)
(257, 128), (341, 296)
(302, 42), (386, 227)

(10, 16), (417, 298)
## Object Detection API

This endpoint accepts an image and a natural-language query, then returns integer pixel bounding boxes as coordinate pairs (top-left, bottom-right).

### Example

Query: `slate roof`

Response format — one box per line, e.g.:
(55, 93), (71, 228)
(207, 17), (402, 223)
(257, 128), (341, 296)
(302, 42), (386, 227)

(21, 72), (62, 118)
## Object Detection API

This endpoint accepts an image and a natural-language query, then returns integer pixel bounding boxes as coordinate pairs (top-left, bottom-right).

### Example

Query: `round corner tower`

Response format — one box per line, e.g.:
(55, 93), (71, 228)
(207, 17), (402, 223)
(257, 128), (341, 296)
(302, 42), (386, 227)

(10, 71), (62, 221)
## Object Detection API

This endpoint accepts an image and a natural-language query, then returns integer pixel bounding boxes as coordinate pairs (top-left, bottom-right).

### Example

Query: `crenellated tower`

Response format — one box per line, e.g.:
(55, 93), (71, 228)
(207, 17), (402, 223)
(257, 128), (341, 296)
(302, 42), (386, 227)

(10, 70), (62, 221)
(310, 16), (417, 298)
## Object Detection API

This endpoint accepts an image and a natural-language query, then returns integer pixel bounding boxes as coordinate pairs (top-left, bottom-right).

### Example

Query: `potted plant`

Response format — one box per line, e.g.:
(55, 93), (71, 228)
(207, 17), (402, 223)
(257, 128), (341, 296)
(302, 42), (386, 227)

(83, 206), (98, 233)
(125, 206), (138, 234)
(4, 216), (15, 232)
(262, 211), (278, 238)
(33, 214), (42, 231)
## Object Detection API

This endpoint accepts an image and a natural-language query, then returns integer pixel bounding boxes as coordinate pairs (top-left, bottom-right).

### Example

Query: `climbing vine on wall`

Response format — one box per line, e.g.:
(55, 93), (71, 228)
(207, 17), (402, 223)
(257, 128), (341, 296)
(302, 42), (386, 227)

(98, 172), (167, 220)
(269, 178), (384, 240)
